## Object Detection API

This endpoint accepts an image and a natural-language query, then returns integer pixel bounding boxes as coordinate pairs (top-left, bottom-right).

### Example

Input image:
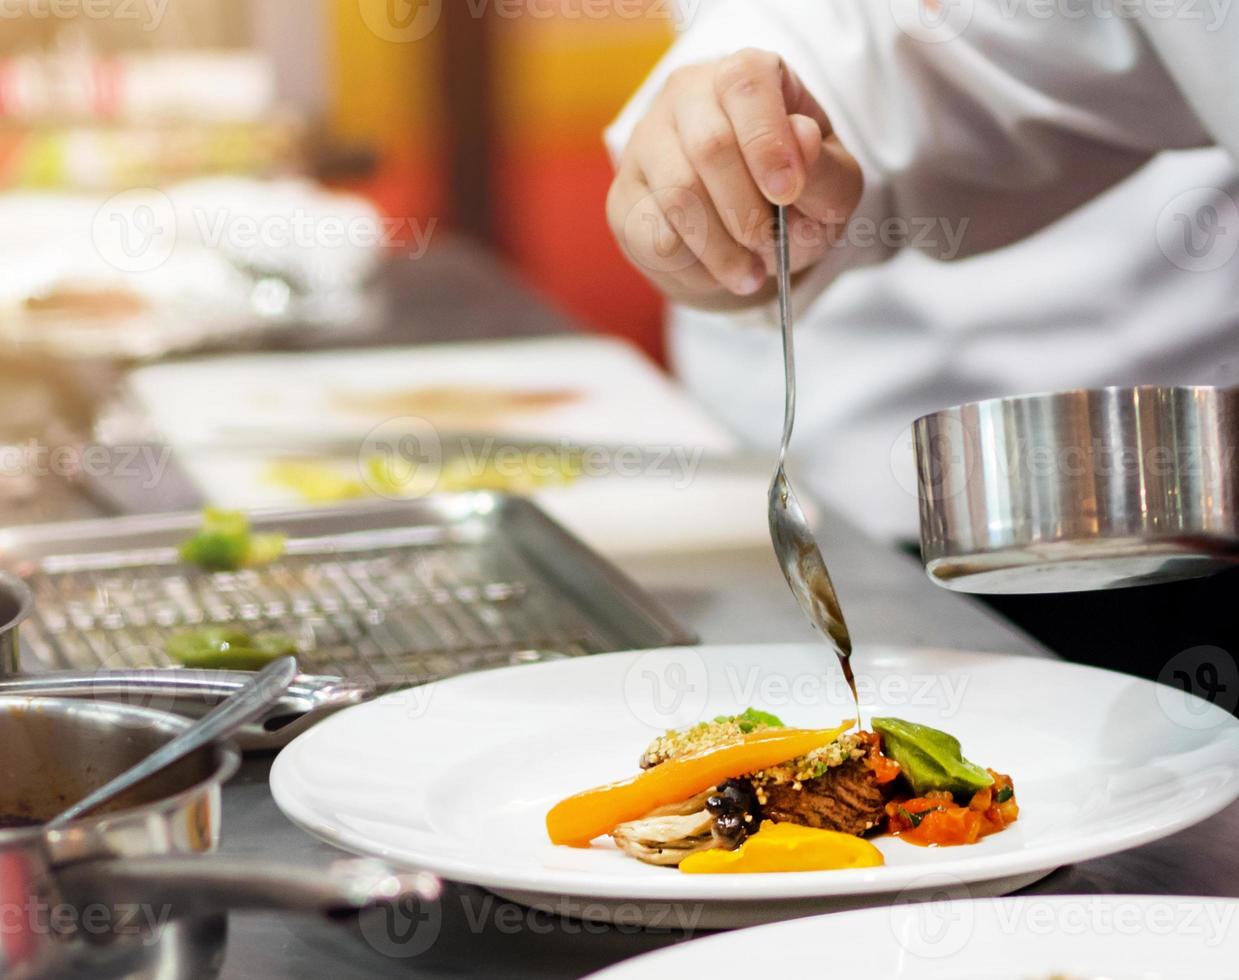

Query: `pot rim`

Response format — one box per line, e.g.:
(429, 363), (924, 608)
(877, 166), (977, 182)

(914, 383), (1232, 427)
(0, 695), (241, 844)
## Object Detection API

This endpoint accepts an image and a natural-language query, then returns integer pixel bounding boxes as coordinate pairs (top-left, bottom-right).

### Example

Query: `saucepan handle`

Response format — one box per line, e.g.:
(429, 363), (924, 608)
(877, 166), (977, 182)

(55, 855), (440, 918)
(0, 669), (374, 750)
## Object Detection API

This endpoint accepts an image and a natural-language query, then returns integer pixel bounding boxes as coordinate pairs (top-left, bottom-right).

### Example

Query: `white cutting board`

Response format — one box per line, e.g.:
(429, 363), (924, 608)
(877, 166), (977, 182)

(124, 335), (771, 553)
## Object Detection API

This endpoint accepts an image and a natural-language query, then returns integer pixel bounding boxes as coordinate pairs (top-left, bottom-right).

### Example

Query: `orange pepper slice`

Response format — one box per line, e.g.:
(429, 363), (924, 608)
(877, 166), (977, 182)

(546, 723), (853, 847)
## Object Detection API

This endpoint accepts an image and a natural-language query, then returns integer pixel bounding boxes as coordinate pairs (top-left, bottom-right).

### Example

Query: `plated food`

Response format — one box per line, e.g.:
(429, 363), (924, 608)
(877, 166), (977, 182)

(548, 710), (1017, 872)
(269, 644), (1239, 927)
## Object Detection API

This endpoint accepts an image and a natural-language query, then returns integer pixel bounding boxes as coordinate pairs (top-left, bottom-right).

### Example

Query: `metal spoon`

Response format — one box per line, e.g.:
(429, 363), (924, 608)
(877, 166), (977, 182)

(767, 206), (856, 687)
(47, 656), (299, 828)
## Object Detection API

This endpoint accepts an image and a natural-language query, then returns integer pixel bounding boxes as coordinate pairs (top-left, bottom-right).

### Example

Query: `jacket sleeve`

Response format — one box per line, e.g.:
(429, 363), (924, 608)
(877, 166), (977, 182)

(606, 0), (1217, 311)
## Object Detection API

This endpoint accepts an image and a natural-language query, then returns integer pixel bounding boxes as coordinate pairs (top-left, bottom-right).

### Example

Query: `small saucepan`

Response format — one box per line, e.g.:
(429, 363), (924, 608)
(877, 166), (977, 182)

(0, 696), (438, 979)
(914, 385), (1239, 593)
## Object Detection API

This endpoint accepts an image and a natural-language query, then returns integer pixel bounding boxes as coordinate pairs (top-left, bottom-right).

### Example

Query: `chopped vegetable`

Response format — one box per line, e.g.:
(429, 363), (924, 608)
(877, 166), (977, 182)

(167, 626), (297, 671)
(679, 821), (884, 874)
(713, 708), (785, 733)
(885, 770), (1018, 846)
(547, 723), (854, 847)
(179, 509), (286, 573)
(871, 717), (993, 797)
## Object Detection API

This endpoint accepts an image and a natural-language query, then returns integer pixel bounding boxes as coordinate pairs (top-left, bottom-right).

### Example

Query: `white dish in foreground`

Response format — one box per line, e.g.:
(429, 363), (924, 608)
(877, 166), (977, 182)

(588, 895), (1239, 979)
(270, 645), (1239, 928)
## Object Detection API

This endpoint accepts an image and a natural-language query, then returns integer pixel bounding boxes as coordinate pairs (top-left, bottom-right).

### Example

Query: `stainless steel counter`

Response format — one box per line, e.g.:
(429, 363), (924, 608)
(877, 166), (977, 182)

(213, 525), (1239, 979)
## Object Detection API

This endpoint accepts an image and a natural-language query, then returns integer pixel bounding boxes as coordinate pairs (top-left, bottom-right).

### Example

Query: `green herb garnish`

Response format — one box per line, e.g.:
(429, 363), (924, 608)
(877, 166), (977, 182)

(872, 717), (994, 798)
(995, 785), (1014, 804)
(179, 509), (286, 572)
(714, 707), (786, 733)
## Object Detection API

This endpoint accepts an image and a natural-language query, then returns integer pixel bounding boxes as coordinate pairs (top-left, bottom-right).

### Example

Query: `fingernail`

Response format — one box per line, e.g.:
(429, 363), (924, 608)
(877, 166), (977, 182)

(764, 166), (796, 201)
(735, 263), (766, 296)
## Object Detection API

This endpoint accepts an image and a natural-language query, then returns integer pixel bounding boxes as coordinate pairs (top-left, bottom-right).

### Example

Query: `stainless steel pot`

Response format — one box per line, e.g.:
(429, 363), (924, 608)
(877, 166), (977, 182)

(0, 696), (438, 979)
(914, 385), (1239, 594)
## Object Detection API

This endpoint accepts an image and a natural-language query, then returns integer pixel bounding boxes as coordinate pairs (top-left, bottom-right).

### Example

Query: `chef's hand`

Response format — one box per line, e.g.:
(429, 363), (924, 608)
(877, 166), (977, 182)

(607, 49), (863, 310)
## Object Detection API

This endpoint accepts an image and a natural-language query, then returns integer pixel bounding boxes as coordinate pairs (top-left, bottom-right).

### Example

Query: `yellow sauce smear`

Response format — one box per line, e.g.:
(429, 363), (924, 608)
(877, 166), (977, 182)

(678, 822), (884, 874)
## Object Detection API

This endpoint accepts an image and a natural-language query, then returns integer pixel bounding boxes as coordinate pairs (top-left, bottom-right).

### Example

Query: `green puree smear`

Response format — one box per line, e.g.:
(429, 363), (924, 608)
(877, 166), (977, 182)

(872, 716), (993, 797)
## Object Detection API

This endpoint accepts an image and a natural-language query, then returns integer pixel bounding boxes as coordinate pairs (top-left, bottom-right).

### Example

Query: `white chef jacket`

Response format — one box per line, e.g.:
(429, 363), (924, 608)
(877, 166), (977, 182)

(606, 0), (1239, 541)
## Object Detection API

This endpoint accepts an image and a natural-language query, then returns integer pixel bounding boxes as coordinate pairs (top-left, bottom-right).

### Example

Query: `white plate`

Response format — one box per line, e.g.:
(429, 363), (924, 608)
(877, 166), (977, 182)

(588, 895), (1239, 978)
(270, 645), (1239, 928)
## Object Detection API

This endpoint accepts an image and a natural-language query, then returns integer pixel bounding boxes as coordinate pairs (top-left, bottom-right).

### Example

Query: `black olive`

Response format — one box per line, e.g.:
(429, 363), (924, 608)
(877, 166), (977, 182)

(707, 779), (760, 849)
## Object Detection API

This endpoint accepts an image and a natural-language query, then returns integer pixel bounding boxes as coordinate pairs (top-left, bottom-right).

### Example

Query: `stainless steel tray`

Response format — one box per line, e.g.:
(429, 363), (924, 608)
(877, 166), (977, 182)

(0, 495), (696, 685)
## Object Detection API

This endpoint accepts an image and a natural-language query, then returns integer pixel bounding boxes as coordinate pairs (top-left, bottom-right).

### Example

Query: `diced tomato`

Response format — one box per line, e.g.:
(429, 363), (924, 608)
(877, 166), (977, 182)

(884, 770), (1019, 847)
(864, 734), (903, 785)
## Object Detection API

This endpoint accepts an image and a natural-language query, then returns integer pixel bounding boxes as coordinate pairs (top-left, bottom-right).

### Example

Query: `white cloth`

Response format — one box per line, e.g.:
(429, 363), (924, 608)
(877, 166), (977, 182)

(606, 1), (1239, 541)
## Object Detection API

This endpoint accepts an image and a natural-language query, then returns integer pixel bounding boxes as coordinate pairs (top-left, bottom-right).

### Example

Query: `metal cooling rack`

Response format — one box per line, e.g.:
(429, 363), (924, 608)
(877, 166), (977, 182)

(2, 496), (696, 687)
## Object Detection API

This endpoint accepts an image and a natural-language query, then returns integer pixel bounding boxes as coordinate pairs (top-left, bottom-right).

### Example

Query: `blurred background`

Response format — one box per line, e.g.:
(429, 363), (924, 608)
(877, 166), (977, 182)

(0, 0), (672, 358)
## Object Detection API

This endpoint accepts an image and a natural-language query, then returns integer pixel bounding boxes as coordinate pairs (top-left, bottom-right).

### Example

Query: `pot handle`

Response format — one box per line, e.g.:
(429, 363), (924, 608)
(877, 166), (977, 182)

(55, 856), (440, 920)
(0, 669), (374, 750)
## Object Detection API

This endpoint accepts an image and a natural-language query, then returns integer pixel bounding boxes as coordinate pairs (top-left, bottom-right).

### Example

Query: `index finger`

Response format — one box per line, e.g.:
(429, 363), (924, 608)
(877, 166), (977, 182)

(713, 49), (804, 206)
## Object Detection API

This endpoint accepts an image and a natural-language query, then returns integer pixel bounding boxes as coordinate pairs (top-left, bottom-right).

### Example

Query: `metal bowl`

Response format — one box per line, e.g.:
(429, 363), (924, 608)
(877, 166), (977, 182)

(914, 385), (1239, 594)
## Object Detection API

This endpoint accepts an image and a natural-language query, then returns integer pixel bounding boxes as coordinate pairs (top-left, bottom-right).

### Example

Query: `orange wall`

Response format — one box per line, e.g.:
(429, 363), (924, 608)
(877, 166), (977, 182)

(492, 12), (672, 360)
(328, 2), (673, 360)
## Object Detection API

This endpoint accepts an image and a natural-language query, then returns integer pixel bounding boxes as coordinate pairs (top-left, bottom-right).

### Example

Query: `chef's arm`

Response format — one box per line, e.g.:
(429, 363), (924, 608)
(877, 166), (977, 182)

(605, 0), (1214, 313)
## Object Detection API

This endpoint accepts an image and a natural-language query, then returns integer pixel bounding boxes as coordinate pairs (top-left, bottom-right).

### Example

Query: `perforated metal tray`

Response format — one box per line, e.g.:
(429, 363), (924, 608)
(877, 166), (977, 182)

(0, 495), (696, 686)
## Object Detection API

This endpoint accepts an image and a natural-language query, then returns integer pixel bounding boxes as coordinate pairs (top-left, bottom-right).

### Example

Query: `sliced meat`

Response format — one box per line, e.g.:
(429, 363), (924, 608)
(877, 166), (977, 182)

(756, 758), (889, 837)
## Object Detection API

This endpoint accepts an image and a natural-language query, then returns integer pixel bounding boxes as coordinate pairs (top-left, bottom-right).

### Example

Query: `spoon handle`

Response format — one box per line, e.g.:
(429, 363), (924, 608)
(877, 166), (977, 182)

(775, 205), (796, 465)
(47, 656), (299, 828)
